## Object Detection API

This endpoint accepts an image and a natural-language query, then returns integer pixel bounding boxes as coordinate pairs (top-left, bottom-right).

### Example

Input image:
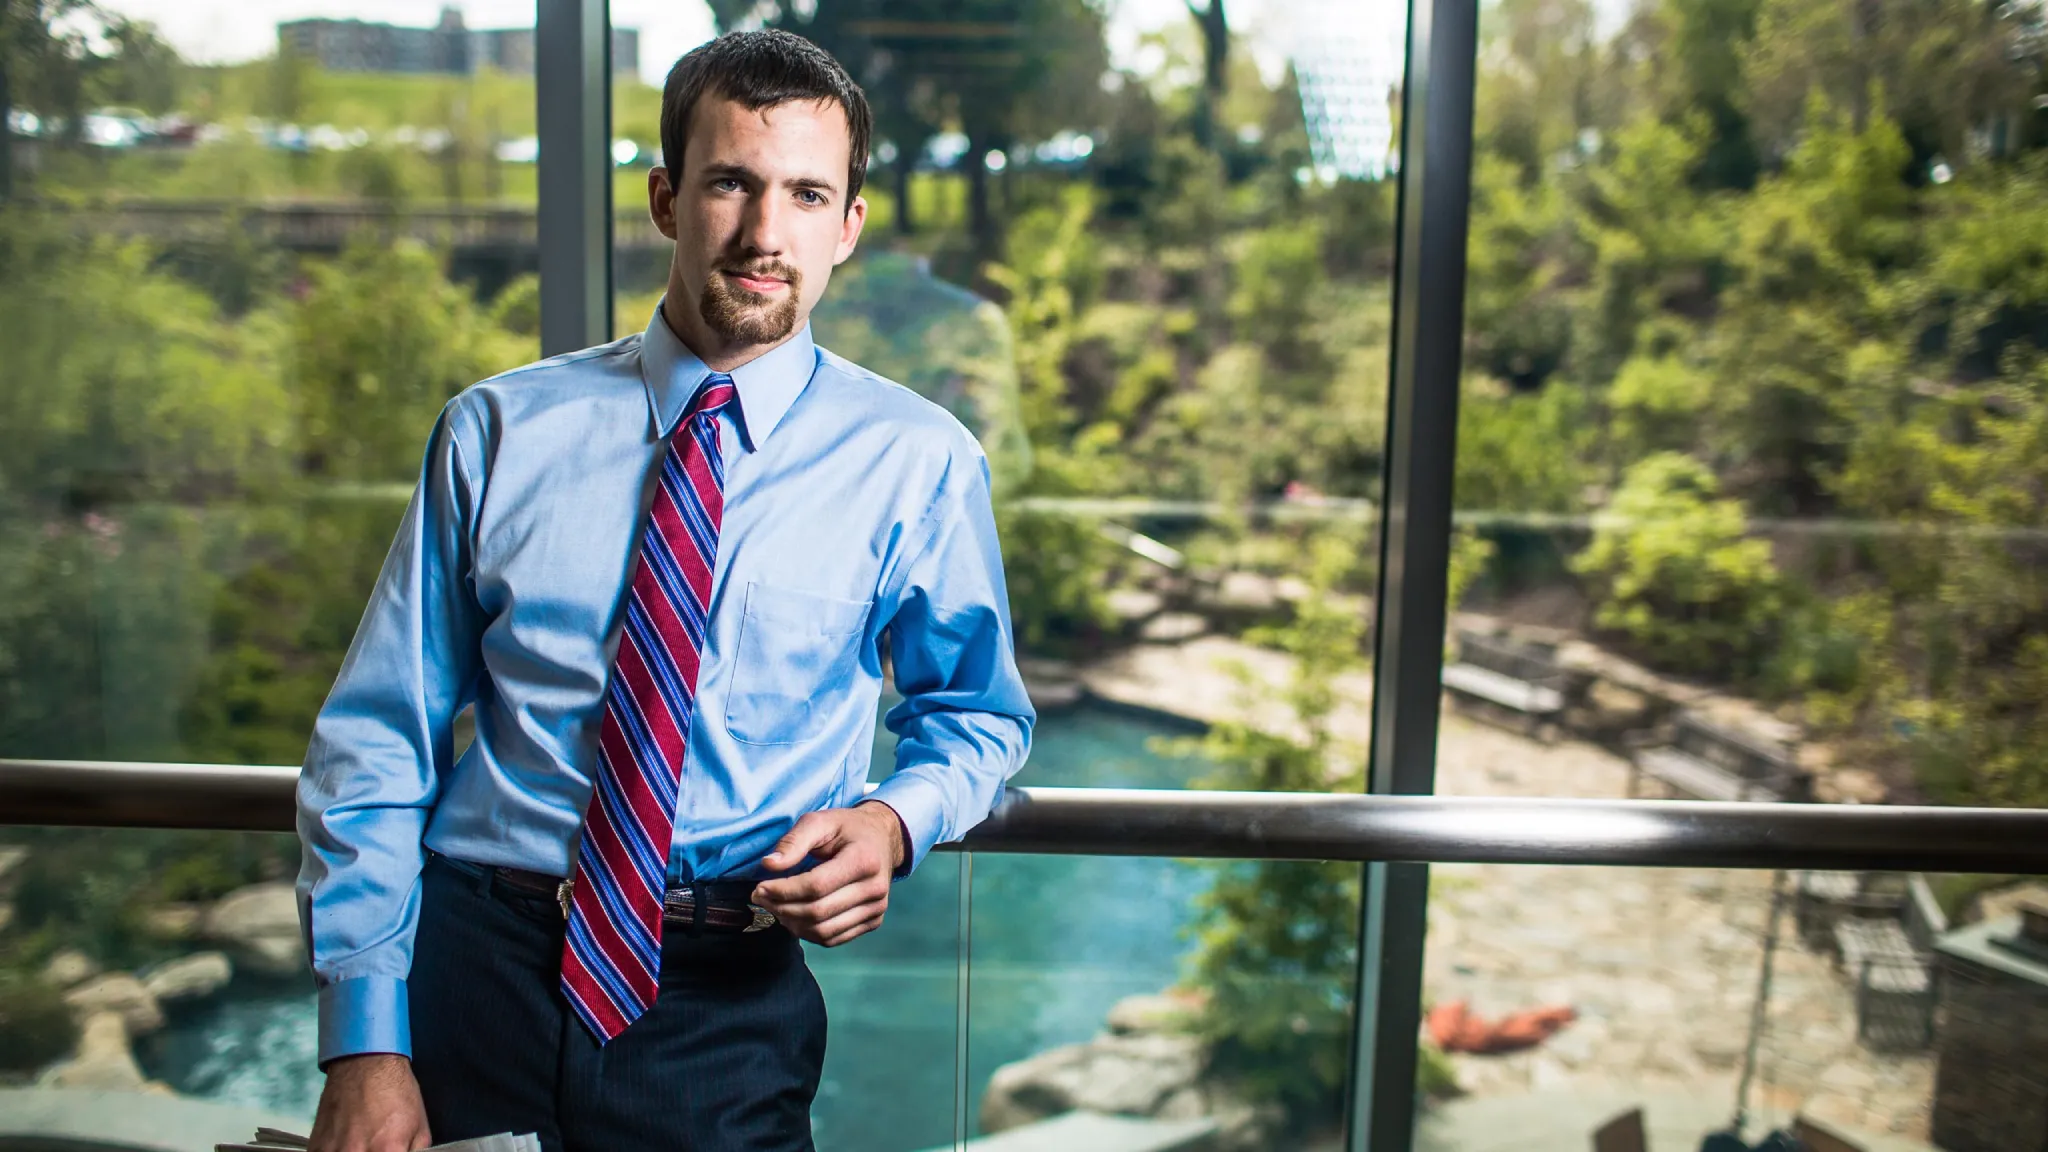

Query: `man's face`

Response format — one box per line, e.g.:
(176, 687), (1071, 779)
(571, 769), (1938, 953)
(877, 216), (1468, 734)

(651, 93), (866, 358)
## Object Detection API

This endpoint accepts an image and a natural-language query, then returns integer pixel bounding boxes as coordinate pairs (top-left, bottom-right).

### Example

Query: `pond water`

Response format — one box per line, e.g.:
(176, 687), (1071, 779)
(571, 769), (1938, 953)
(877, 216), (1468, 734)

(139, 702), (1218, 1152)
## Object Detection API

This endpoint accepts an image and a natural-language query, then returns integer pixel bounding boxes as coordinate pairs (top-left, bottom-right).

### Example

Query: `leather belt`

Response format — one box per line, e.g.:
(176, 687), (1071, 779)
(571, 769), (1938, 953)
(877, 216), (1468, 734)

(481, 861), (778, 934)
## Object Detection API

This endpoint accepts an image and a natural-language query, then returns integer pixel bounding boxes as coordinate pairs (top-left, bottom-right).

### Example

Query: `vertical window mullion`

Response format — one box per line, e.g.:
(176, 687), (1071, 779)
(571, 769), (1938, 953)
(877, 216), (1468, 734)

(1345, 0), (1481, 1144)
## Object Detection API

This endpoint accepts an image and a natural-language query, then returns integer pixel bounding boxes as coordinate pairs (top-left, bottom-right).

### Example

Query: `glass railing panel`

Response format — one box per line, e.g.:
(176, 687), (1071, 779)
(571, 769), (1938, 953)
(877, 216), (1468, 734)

(0, 828), (318, 1138)
(965, 852), (1360, 1149)
(953, 702), (1362, 1148)
(1416, 864), (2048, 1152)
(798, 853), (967, 1152)
(0, 817), (969, 1152)
(808, 769), (966, 1152)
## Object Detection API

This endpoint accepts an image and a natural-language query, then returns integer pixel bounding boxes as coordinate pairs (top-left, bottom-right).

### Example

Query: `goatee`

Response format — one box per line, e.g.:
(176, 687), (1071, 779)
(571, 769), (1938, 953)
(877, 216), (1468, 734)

(700, 260), (803, 345)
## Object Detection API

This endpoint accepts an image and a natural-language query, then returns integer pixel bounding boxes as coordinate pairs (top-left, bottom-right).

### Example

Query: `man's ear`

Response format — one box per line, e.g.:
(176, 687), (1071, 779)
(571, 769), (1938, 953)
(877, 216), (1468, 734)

(649, 166), (678, 241)
(834, 194), (868, 265)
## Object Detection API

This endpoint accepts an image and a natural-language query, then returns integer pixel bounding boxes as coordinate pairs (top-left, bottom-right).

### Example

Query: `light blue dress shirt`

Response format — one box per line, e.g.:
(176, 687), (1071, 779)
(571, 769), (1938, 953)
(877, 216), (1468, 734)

(296, 303), (1036, 1066)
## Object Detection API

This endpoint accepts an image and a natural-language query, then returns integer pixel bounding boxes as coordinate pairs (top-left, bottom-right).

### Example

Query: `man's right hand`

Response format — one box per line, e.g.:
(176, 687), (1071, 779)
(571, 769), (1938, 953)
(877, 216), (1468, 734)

(309, 1053), (433, 1152)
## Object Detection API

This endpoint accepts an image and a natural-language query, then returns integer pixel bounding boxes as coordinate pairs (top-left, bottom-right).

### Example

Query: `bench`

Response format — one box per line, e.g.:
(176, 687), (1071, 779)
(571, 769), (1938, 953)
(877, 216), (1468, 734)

(1835, 872), (1945, 1050)
(1442, 630), (1583, 742)
(1794, 869), (1907, 953)
(1627, 710), (1811, 803)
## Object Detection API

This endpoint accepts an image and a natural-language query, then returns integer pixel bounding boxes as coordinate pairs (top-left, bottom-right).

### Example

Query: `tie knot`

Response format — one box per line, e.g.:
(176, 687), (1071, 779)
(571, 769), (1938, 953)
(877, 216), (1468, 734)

(687, 374), (737, 423)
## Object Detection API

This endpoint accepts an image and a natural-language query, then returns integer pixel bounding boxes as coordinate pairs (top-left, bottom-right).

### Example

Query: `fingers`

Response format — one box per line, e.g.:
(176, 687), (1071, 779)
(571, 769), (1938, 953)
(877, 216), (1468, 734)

(750, 806), (901, 946)
(764, 868), (886, 926)
(810, 902), (887, 947)
(761, 810), (840, 874)
(753, 849), (868, 905)
(781, 891), (886, 946)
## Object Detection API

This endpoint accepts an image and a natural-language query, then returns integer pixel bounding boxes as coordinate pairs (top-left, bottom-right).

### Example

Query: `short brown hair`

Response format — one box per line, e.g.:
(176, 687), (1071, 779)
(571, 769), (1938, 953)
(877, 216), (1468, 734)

(660, 29), (872, 210)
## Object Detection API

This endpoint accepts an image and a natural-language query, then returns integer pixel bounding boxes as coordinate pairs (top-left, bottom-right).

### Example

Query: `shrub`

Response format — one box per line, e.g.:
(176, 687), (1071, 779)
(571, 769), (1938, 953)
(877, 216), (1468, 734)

(0, 974), (77, 1073)
(1169, 527), (1461, 1126)
(1573, 453), (1785, 679)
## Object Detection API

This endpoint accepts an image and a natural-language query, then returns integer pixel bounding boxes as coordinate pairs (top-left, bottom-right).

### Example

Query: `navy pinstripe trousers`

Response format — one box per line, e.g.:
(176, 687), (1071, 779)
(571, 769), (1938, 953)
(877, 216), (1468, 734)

(408, 853), (827, 1152)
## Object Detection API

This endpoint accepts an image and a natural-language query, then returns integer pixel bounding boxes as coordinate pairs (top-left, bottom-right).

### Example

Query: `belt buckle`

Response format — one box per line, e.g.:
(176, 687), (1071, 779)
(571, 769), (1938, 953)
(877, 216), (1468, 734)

(661, 888), (777, 932)
(556, 877), (573, 921)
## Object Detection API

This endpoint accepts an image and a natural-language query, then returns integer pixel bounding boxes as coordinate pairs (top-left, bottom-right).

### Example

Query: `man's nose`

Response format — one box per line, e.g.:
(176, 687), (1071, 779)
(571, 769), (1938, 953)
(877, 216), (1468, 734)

(739, 191), (787, 257)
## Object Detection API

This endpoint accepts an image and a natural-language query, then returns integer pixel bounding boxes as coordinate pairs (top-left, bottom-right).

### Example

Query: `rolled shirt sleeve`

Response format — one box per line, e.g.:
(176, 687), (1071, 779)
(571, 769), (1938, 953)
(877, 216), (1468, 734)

(871, 449), (1036, 876)
(296, 402), (486, 1066)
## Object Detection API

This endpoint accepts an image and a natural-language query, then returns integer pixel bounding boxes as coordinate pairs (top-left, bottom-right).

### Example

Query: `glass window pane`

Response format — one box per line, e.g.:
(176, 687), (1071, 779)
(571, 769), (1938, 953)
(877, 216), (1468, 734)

(612, 0), (1404, 1140)
(0, 0), (564, 1127)
(1438, 0), (2048, 1123)
(1446, 0), (2048, 812)
(4, 0), (1419, 1142)
(2, 1), (550, 765)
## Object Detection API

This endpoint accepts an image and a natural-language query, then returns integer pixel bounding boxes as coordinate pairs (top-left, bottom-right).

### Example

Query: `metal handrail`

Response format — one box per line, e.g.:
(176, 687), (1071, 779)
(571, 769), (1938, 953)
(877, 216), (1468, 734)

(7, 758), (2048, 873)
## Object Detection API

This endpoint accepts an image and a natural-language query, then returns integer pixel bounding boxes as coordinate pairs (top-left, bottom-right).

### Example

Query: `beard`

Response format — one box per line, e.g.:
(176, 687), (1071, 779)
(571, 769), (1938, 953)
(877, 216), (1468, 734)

(699, 259), (804, 345)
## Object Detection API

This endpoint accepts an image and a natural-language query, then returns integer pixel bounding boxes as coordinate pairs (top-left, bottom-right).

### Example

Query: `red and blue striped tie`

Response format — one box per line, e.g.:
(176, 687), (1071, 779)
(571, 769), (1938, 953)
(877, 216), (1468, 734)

(562, 373), (737, 1042)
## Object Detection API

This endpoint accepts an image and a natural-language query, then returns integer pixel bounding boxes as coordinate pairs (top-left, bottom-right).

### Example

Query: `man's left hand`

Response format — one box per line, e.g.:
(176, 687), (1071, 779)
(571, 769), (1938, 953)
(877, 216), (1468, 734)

(751, 801), (907, 947)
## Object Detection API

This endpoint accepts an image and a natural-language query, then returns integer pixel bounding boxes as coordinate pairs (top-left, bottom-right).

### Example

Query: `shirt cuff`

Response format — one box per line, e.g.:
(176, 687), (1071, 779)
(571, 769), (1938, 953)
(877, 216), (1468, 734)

(864, 774), (949, 879)
(317, 974), (412, 1067)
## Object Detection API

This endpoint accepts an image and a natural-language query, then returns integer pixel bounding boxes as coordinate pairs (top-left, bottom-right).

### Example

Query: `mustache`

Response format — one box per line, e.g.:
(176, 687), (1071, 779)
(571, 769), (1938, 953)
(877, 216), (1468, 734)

(719, 260), (801, 284)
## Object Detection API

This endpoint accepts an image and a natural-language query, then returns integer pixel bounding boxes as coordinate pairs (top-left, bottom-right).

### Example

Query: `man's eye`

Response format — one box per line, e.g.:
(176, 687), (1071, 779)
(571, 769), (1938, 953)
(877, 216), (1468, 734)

(798, 190), (825, 205)
(714, 178), (742, 192)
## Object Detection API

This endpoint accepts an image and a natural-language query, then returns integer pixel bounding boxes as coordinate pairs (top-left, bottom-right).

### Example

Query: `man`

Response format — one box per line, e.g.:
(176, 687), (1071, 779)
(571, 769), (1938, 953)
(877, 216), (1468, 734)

(297, 29), (1034, 1152)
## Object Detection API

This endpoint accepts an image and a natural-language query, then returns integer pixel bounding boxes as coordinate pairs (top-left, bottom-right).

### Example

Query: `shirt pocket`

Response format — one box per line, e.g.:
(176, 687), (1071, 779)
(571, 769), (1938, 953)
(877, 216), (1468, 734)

(723, 581), (873, 746)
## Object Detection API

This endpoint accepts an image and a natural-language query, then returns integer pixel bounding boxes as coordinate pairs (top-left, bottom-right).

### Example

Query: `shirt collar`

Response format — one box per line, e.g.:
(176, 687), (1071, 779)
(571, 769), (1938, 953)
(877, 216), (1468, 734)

(638, 299), (817, 448)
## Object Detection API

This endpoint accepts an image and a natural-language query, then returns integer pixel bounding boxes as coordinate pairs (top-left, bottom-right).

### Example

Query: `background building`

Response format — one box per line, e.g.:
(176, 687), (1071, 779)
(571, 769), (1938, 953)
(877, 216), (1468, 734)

(278, 6), (639, 76)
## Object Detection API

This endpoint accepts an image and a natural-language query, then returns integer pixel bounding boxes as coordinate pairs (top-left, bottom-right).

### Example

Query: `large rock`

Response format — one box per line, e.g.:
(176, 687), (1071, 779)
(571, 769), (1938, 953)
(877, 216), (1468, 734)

(37, 1011), (145, 1090)
(63, 974), (164, 1036)
(201, 882), (306, 977)
(143, 952), (234, 1005)
(980, 1032), (1208, 1134)
(41, 949), (102, 989)
(143, 902), (206, 941)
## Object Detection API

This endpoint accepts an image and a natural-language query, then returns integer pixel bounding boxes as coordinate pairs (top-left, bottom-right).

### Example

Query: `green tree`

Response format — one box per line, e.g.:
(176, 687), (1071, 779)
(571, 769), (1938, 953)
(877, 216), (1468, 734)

(1705, 100), (1913, 511)
(289, 238), (531, 482)
(0, 213), (287, 760)
(91, 15), (181, 112)
(1741, 0), (2040, 167)
(1574, 453), (1786, 678)
(1175, 527), (1369, 1125)
(182, 239), (535, 764)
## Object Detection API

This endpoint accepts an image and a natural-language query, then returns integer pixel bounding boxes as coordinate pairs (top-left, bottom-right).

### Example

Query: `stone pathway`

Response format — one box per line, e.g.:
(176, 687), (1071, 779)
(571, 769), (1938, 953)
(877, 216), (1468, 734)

(1429, 711), (1933, 1142)
(1073, 636), (1937, 1144)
